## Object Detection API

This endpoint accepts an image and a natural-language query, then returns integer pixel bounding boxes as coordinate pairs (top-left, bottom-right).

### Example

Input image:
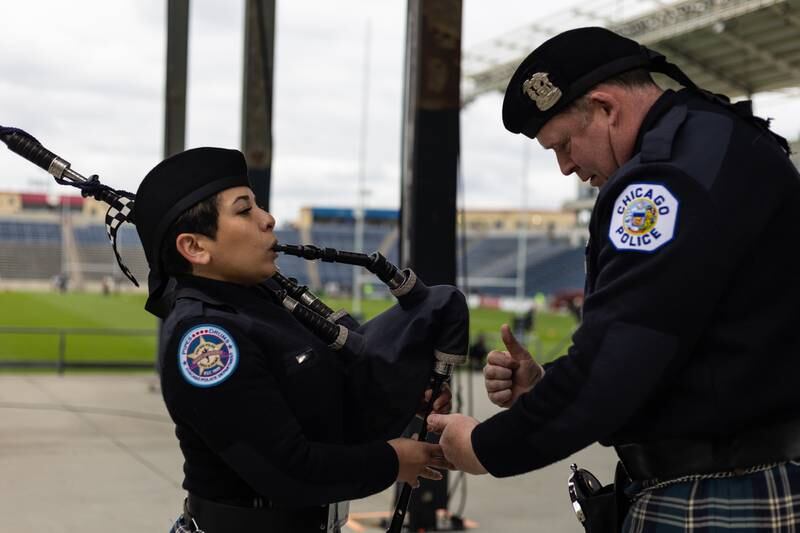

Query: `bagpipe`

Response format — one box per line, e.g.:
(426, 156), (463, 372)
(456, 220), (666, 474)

(0, 126), (469, 532)
(270, 244), (467, 532)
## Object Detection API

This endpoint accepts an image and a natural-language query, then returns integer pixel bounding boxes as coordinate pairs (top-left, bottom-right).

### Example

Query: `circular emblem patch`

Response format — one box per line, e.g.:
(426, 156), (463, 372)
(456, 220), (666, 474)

(609, 183), (678, 252)
(623, 198), (658, 235)
(178, 324), (238, 387)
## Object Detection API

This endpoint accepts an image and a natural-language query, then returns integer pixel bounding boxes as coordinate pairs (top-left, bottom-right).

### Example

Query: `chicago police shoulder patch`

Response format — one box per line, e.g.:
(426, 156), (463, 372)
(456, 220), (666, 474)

(609, 183), (678, 252)
(178, 324), (239, 387)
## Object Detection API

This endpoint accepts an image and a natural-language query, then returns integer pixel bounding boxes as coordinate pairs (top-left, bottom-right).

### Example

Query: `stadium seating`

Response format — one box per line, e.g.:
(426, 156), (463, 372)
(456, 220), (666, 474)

(274, 227), (311, 286)
(0, 218), (585, 296)
(0, 221), (63, 280)
(0, 242), (63, 280)
(312, 225), (379, 291)
(73, 224), (149, 282)
(525, 247), (586, 295)
(73, 225), (108, 245)
(458, 234), (584, 295)
(0, 220), (61, 242)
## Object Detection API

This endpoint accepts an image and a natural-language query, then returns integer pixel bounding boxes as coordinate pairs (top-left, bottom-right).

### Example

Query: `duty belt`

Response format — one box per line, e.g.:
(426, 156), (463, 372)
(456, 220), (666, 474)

(616, 417), (800, 482)
(184, 493), (349, 532)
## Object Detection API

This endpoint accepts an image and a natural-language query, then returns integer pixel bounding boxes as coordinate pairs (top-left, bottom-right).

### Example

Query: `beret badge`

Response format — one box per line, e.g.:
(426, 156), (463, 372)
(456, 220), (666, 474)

(522, 72), (562, 111)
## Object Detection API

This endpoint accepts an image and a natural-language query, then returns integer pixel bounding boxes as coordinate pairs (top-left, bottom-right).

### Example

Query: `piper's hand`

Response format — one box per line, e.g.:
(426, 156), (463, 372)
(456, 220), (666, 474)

(426, 414), (487, 475)
(419, 382), (452, 415)
(388, 438), (450, 488)
(484, 324), (544, 408)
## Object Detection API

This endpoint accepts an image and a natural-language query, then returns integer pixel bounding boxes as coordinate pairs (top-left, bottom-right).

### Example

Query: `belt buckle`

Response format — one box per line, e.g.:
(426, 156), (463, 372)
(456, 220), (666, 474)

(325, 501), (350, 531)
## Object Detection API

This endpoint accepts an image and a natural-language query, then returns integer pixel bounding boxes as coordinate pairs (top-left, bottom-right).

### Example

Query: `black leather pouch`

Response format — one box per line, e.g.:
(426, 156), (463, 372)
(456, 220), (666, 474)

(568, 462), (631, 533)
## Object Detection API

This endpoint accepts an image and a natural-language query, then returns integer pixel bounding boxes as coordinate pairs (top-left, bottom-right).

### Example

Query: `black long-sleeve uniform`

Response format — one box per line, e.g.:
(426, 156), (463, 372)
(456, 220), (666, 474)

(472, 89), (800, 477)
(158, 274), (398, 505)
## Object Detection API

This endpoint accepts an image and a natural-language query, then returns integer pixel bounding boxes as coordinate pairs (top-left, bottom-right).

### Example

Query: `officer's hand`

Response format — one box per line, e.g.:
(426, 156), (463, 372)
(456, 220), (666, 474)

(426, 413), (488, 475)
(419, 382), (452, 415)
(484, 324), (544, 408)
(388, 438), (451, 488)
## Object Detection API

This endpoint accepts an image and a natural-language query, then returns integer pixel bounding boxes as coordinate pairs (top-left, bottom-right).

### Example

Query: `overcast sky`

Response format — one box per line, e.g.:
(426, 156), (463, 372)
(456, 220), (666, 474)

(2, 1), (800, 226)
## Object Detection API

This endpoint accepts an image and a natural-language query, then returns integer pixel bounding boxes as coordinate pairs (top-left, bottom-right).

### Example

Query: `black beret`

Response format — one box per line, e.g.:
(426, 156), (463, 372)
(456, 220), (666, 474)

(134, 147), (250, 313)
(503, 27), (666, 138)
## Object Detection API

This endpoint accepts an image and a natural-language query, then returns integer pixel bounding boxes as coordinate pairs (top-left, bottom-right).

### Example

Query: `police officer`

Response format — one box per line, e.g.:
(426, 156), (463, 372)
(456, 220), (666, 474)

(134, 147), (450, 532)
(428, 27), (800, 531)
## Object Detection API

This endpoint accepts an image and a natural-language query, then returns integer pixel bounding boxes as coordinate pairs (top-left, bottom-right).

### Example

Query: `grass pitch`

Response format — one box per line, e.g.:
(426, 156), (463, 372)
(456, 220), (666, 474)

(0, 291), (576, 368)
(0, 291), (156, 363)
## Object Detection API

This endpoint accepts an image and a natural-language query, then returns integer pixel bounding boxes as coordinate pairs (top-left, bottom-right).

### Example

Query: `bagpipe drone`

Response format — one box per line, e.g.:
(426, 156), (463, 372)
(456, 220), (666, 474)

(0, 126), (469, 532)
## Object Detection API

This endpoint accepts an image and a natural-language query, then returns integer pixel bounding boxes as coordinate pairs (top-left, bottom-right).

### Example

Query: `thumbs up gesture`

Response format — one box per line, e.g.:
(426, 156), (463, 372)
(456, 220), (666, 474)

(484, 324), (544, 408)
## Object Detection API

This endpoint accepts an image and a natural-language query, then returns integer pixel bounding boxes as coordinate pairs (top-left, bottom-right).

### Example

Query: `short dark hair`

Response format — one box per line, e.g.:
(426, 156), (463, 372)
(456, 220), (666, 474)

(160, 193), (221, 275)
(568, 68), (658, 120)
(602, 68), (657, 88)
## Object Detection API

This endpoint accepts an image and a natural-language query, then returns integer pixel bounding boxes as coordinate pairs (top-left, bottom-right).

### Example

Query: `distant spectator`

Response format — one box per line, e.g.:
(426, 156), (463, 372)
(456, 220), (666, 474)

(565, 295), (583, 322)
(101, 275), (112, 296)
(52, 272), (68, 293)
(533, 291), (547, 312)
(511, 308), (535, 342)
(469, 333), (488, 371)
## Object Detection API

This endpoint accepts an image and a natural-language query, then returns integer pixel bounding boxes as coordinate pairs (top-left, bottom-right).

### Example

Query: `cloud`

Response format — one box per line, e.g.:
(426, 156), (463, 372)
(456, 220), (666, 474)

(3, 0), (798, 225)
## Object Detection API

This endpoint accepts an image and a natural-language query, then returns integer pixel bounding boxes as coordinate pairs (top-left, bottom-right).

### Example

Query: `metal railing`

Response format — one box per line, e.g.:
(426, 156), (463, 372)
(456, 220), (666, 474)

(0, 326), (156, 374)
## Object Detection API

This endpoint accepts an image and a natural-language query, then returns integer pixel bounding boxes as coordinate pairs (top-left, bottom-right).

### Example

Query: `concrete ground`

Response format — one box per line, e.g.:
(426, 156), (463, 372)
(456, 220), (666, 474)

(0, 372), (616, 532)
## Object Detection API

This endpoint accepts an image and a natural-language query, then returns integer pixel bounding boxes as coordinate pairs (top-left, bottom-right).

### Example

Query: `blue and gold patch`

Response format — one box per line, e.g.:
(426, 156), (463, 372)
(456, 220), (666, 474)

(609, 183), (678, 252)
(178, 324), (238, 387)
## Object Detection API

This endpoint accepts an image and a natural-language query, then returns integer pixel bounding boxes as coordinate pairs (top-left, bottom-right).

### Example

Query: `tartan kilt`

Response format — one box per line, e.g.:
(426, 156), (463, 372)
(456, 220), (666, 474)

(622, 461), (800, 532)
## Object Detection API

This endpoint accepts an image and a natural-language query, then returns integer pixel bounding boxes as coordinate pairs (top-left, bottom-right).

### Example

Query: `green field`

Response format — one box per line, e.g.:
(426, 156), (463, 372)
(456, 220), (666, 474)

(0, 291), (576, 368)
(0, 292), (157, 363)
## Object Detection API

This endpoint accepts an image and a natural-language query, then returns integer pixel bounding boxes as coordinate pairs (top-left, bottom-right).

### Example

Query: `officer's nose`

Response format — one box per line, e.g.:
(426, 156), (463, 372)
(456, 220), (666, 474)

(259, 209), (275, 232)
(556, 152), (578, 176)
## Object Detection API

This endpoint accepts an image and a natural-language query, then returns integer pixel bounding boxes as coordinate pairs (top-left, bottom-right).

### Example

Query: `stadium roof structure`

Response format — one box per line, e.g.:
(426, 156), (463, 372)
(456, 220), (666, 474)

(463, 0), (800, 104)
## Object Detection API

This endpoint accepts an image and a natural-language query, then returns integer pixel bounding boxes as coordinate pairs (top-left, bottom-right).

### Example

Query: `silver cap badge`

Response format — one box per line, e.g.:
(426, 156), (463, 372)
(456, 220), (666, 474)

(522, 72), (562, 111)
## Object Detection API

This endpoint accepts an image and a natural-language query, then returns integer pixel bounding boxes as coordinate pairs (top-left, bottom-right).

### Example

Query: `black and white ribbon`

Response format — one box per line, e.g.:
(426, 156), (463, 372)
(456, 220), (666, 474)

(103, 190), (139, 287)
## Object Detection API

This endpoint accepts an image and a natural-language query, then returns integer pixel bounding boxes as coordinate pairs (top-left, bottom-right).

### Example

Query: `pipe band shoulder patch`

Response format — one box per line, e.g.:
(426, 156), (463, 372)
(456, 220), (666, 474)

(178, 324), (239, 387)
(609, 183), (678, 252)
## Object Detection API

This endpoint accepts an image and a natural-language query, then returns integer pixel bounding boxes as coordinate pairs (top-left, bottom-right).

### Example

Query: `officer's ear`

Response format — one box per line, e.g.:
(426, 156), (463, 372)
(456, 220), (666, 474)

(586, 89), (621, 127)
(175, 233), (211, 267)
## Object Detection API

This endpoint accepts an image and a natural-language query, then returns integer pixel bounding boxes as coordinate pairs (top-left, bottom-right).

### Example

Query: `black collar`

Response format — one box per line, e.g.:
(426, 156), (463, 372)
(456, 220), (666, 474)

(633, 89), (681, 155)
(173, 274), (280, 313)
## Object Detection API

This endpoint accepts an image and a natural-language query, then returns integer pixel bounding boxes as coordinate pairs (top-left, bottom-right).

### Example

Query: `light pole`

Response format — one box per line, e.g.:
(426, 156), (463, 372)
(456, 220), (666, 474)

(353, 19), (371, 318)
